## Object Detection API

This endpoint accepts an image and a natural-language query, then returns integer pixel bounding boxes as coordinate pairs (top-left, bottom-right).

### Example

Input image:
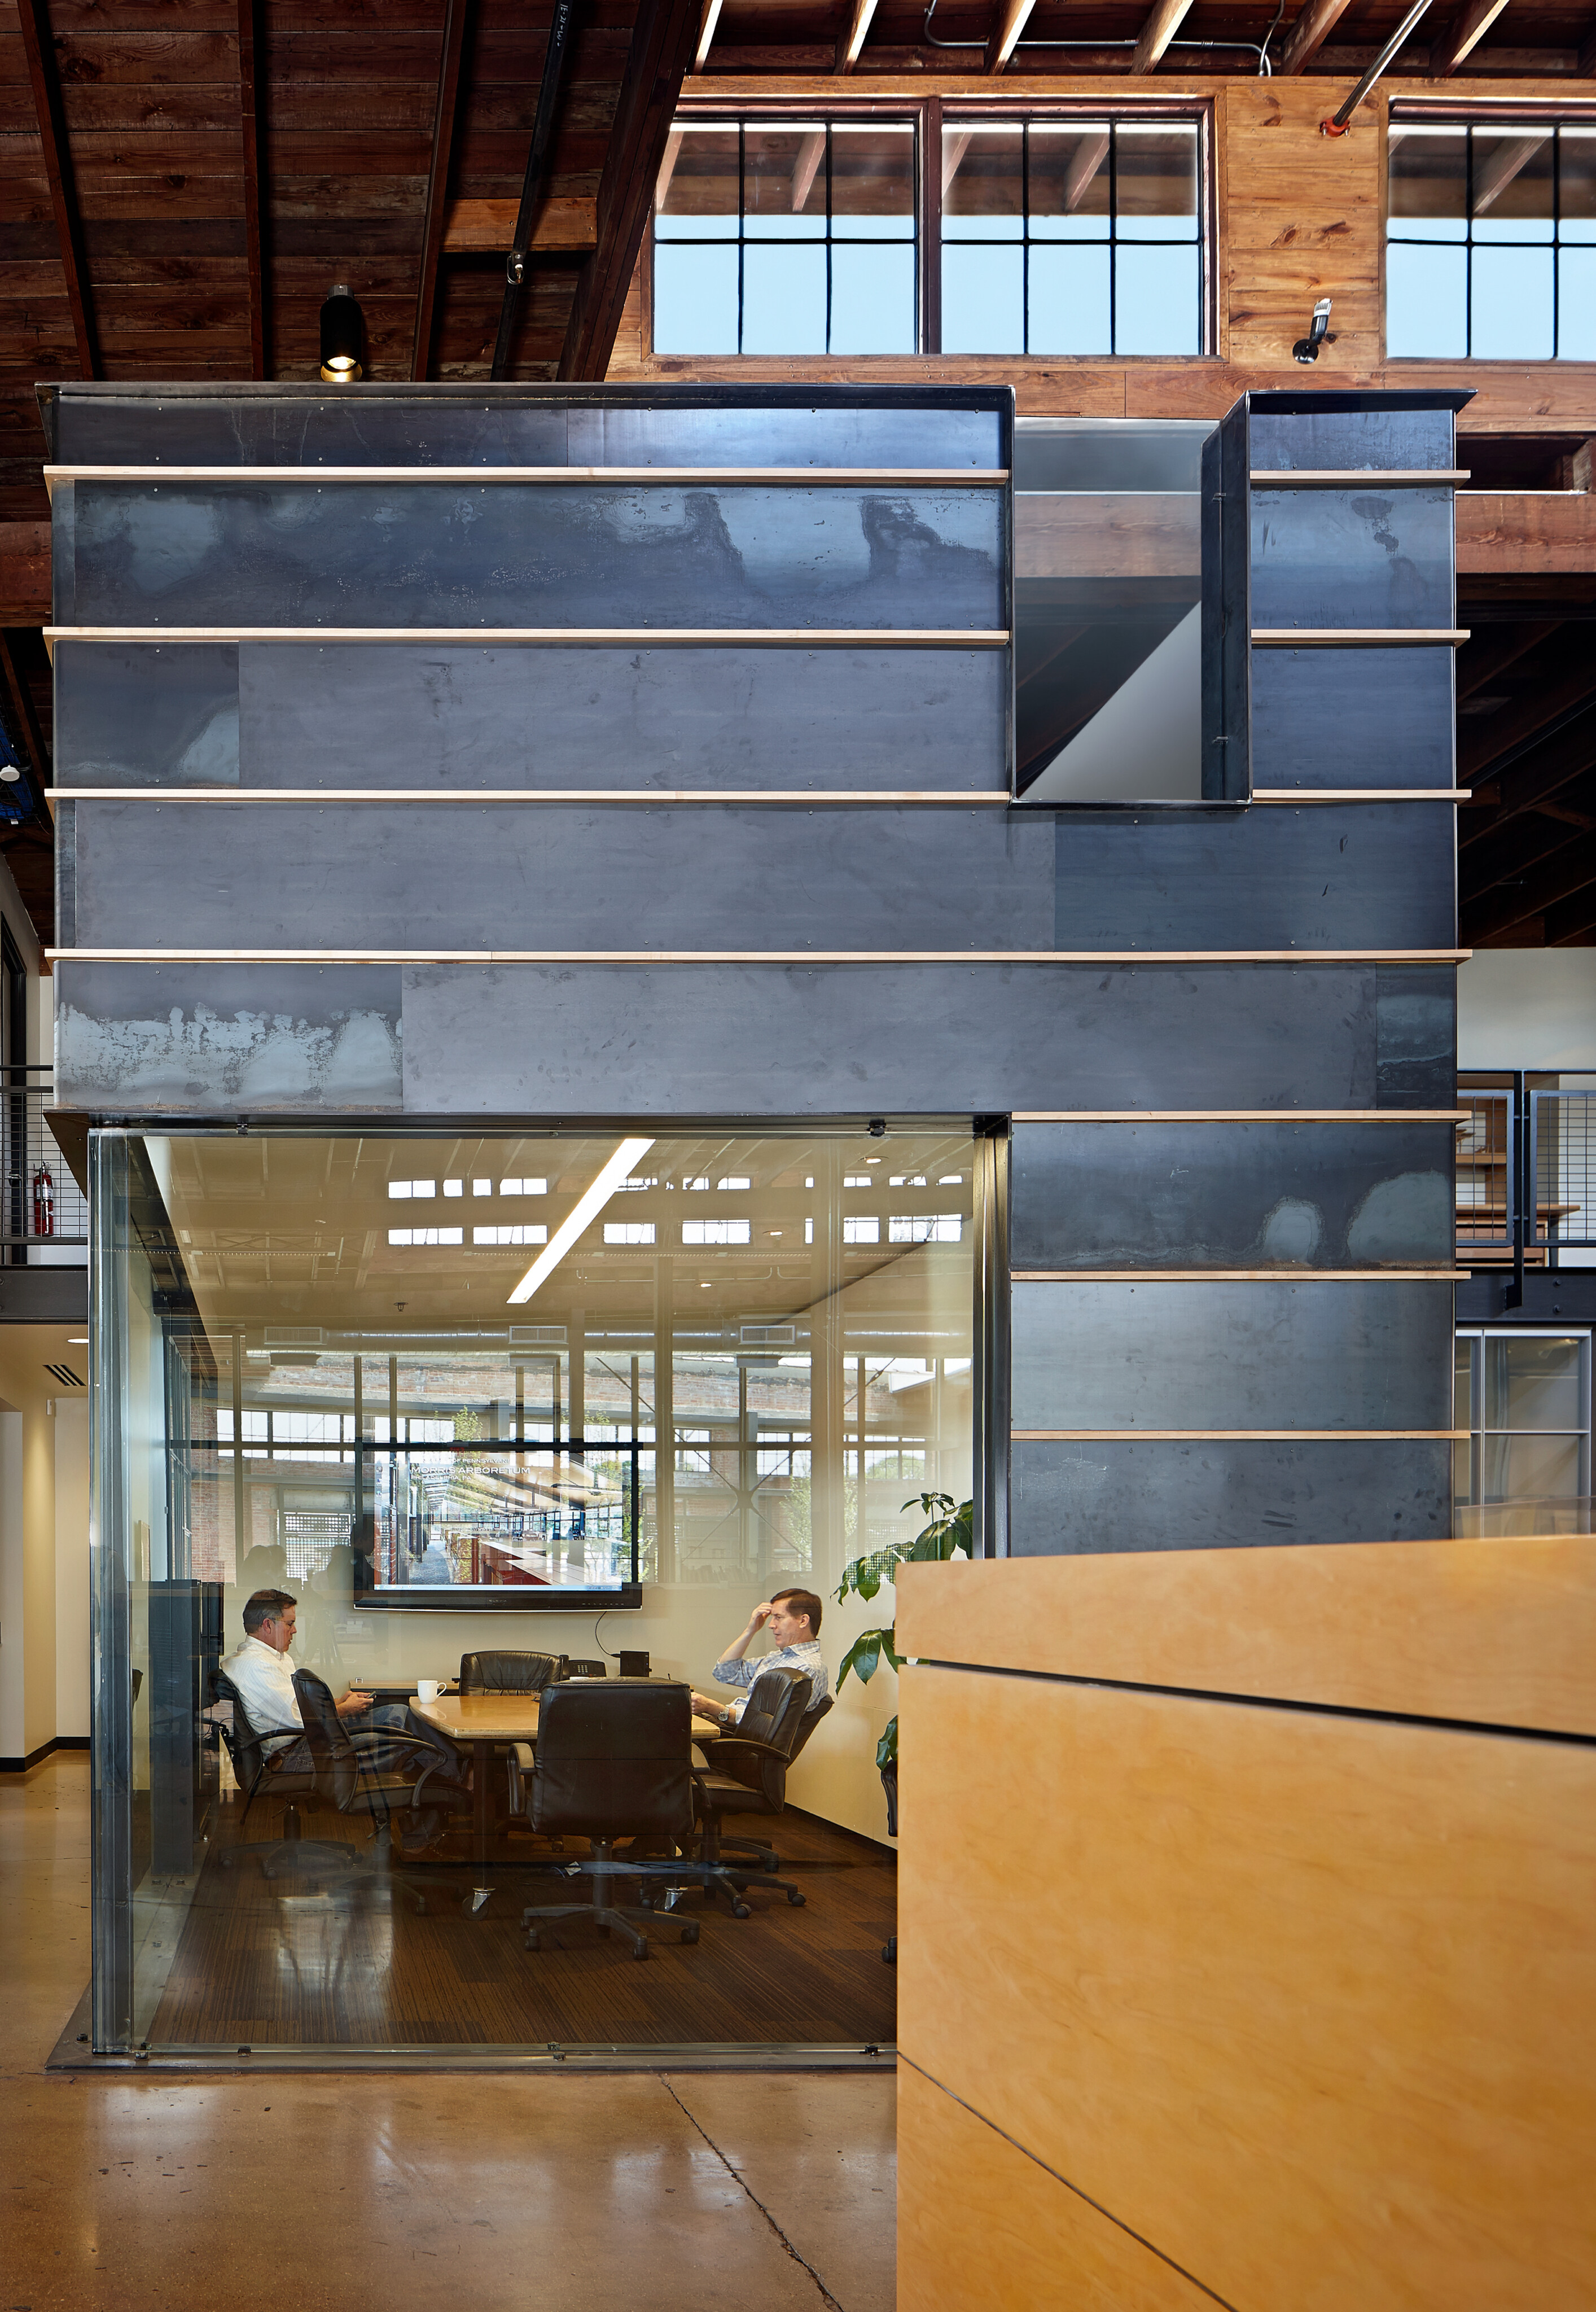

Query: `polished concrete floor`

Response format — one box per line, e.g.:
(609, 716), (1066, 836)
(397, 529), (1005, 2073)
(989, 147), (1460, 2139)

(0, 1755), (896, 2311)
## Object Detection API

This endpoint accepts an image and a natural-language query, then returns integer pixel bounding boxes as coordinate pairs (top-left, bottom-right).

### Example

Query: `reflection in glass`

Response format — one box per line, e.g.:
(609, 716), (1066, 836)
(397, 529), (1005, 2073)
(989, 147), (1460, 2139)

(1453, 1330), (1591, 1522)
(1387, 120), (1591, 359)
(92, 1126), (976, 2051)
(653, 119), (917, 355)
(1481, 1431), (1582, 1503)
(941, 118), (1200, 356)
(1483, 1335), (1584, 1432)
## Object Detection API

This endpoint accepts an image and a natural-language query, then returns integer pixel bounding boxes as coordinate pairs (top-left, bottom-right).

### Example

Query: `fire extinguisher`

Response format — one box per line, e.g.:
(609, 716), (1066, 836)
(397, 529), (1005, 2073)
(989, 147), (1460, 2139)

(32, 1164), (53, 1238)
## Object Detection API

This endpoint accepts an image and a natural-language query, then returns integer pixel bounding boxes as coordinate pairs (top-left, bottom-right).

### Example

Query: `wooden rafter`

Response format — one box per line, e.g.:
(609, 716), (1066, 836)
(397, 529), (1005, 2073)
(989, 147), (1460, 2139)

(1456, 621), (1558, 698)
(413, 0), (473, 380)
(559, 0), (700, 380)
(1277, 0), (1354, 73)
(1132, 0), (1197, 72)
(238, 0), (267, 379)
(987, 0), (1038, 73)
(1579, 16), (1596, 72)
(695, 0), (724, 69)
(654, 126), (686, 213)
(1472, 129), (1549, 213)
(16, 0), (99, 380)
(791, 126), (826, 209)
(1429, 0), (1510, 74)
(835, 0), (880, 72)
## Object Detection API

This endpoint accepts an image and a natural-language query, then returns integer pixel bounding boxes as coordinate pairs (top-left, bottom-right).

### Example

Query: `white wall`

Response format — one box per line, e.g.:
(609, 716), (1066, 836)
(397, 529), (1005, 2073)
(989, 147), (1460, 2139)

(1458, 952), (1596, 1071)
(0, 1405), (25, 1760)
(54, 1399), (89, 1740)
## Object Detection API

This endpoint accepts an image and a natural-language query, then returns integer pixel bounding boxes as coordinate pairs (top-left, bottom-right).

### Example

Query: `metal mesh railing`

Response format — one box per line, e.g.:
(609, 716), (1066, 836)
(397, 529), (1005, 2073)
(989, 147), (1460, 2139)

(1455, 1092), (1514, 1259)
(1531, 1091), (1595, 1250)
(1, 1071), (86, 1246)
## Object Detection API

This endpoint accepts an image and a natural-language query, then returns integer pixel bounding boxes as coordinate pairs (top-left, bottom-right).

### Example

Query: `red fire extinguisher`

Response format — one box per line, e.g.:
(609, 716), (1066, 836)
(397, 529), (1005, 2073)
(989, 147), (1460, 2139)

(32, 1164), (53, 1238)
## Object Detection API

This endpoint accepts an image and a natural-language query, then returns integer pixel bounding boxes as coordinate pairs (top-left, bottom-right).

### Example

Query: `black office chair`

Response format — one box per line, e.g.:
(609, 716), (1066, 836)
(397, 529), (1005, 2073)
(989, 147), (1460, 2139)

(458, 1650), (564, 1692)
(690, 1666), (815, 1916)
(518, 1682), (703, 1960)
(290, 1669), (474, 1911)
(212, 1667), (330, 1876)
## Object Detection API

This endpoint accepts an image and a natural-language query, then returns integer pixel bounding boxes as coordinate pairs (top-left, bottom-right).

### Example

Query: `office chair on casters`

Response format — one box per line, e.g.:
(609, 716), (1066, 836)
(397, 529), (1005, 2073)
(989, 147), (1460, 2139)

(458, 1650), (564, 1693)
(213, 1668), (329, 1877)
(689, 1666), (816, 1915)
(519, 1681), (702, 1961)
(290, 1669), (475, 1912)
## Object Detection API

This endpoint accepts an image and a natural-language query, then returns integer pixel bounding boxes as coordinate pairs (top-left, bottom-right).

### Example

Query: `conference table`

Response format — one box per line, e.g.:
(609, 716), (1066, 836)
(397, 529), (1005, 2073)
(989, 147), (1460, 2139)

(412, 1688), (724, 1916)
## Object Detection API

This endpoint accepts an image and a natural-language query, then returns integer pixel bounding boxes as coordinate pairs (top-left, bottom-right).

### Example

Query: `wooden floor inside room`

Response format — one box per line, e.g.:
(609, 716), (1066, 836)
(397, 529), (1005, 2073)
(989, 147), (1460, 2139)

(148, 1801), (897, 2048)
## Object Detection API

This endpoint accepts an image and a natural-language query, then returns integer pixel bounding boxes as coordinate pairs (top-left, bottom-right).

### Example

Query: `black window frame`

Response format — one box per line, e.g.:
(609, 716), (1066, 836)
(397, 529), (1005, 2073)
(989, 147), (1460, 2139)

(1386, 110), (1596, 363)
(651, 95), (1215, 360)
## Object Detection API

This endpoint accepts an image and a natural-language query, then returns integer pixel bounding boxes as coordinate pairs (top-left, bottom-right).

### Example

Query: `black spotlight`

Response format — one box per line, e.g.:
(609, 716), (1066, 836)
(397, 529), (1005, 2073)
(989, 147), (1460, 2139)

(1292, 296), (1332, 365)
(319, 282), (364, 383)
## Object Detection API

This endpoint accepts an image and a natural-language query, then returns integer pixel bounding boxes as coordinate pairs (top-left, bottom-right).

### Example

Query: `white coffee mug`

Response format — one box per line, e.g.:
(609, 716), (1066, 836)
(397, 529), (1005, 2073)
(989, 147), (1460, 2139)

(416, 1678), (446, 1703)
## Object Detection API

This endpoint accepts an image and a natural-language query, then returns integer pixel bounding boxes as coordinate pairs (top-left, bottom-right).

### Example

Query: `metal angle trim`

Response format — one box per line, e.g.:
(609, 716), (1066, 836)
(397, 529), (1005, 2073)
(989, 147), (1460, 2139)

(1249, 789), (1470, 803)
(1247, 470), (1470, 487)
(51, 787), (1015, 806)
(46, 948), (1475, 966)
(43, 465), (1009, 491)
(1011, 1110), (1471, 1122)
(1012, 1269), (1465, 1282)
(1011, 1428), (1470, 1440)
(43, 628), (1012, 657)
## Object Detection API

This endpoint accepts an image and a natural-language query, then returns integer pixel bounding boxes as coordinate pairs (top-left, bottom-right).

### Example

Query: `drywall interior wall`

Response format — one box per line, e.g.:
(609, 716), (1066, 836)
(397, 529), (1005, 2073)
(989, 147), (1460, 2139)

(55, 1398), (89, 1740)
(1458, 952), (1596, 1071)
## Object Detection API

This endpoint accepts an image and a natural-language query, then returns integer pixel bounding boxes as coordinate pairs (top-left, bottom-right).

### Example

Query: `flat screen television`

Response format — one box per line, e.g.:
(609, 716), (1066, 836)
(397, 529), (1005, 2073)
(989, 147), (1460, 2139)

(352, 1437), (642, 1612)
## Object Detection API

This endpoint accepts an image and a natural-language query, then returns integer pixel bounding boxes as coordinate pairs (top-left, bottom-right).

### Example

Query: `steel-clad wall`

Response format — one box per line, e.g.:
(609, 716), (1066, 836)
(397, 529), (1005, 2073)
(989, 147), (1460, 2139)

(46, 382), (1462, 1554)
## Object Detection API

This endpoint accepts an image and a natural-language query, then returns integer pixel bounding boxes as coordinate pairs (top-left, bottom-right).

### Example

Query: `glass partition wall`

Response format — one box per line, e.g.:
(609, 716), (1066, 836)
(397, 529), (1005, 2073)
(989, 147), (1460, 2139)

(91, 1123), (979, 2053)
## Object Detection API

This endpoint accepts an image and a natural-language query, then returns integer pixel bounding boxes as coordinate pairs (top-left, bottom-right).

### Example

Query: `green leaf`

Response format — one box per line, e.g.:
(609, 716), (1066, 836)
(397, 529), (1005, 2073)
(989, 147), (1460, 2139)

(876, 1716), (898, 1771)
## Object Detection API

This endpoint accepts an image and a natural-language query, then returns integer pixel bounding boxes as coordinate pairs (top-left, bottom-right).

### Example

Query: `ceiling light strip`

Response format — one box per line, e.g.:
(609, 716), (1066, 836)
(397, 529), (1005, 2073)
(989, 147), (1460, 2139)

(46, 946), (1474, 965)
(508, 1136), (655, 1306)
(1012, 1428), (1470, 1439)
(1013, 1269), (1464, 1282)
(1012, 1110), (1471, 1122)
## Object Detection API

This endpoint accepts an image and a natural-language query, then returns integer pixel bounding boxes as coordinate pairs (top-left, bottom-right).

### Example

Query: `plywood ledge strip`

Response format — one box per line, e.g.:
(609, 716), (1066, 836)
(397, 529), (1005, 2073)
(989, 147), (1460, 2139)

(1012, 1429), (1470, 1440)
(1013, 1270), (1464, 1282)
(1248, 469), (1469, 487)
(1012, 1110), (1471, 1122)
(1251, 789), (1470, 803)
(44, 463), (1010, 490)
(1251, 629), (1470, 648)
(46, 948), (1475, 967)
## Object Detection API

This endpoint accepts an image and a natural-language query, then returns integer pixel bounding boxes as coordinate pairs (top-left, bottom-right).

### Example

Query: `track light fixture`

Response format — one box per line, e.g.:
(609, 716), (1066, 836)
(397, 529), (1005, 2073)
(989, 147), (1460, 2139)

(1292, 297), (1332, 364)
(319, 282), (364, 383)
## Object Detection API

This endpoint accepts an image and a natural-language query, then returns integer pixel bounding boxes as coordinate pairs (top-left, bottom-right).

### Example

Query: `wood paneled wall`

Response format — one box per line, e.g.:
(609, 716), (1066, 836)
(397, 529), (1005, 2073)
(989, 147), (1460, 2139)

(895, 1544), (1596, 2311)
(607, 73), (1596, 441)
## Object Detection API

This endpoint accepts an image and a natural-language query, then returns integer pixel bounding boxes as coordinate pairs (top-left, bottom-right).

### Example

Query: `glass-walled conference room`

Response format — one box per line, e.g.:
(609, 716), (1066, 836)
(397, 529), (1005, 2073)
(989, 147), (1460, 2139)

(90, 1124), (980, 2055)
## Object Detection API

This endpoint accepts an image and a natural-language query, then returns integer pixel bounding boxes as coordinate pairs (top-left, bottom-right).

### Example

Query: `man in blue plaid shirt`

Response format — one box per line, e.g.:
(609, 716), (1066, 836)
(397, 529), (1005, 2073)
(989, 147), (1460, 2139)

(691, 1588), (829, 1728)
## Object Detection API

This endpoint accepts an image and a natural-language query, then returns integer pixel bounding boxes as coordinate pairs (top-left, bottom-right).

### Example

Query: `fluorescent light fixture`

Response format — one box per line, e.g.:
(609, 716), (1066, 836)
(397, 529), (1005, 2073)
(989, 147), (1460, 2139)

(508, 1136), (654, 1306)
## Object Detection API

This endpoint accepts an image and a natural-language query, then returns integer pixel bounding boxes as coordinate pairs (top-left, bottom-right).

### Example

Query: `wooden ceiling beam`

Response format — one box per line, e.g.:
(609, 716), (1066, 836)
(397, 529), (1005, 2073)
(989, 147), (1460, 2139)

(1578, 16), (1596, 72)
(1456, 619), (1558, 699)
(988, 0), (1038, 73)
(1459, 708), (1596, 851)
(1276, 0), (1354, 75)
(558, 0), (699, 381)
(836, 0), (880, 72)
(1428, 0), (1510, 75)
(1461, 659), (1596, 783)
(16, 0), (99, 379)
(1132, 0), (1197, 72)
(412, 0), (473, 381)
(695, 0), (724, 70)
(1466, 829), (1596, 942)
(238, 0), (268, 379)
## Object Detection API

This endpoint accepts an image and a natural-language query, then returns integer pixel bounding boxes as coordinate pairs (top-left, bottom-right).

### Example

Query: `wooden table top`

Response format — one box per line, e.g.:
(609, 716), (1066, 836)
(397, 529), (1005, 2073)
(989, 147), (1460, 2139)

(411, 1691), (722, 1745)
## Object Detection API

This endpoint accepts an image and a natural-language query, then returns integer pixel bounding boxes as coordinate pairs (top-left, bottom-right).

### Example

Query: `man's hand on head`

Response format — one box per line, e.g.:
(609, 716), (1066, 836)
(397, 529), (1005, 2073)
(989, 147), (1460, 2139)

(747, 1601), (773, 1632)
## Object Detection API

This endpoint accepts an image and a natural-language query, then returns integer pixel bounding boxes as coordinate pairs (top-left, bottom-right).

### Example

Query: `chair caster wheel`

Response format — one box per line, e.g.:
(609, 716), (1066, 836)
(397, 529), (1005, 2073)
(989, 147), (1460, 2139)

(632, 1940), (650, 1961)
(733, 1902), (751, 1919)
(524, 1930), (541, 1950)
(786, 1889), (805, 1906)
(680, 1922), (700, 1945)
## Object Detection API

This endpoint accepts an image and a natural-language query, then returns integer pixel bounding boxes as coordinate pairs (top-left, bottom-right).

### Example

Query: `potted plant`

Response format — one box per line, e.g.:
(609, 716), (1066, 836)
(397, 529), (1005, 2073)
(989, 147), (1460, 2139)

(833, 1490), (972, 1839)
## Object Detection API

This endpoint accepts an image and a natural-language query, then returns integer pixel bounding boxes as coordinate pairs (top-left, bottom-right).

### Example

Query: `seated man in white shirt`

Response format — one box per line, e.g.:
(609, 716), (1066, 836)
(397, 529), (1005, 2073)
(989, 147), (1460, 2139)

(220, 1588), (465, 1787)
(690, 1588), (830, 1729)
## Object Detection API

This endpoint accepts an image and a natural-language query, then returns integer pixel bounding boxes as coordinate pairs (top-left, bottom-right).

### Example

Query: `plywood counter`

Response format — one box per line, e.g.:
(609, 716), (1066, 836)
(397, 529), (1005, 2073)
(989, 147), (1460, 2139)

(894, 1539), (1596, 2311)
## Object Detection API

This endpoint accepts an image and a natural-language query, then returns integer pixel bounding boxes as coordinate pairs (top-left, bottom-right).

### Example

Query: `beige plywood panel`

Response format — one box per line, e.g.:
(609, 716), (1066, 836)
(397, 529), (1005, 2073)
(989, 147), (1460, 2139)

(896, 1538), (1596, 1736)
(898, 1667), (1596, 2312)
(897, 2061), (1222, 2312)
